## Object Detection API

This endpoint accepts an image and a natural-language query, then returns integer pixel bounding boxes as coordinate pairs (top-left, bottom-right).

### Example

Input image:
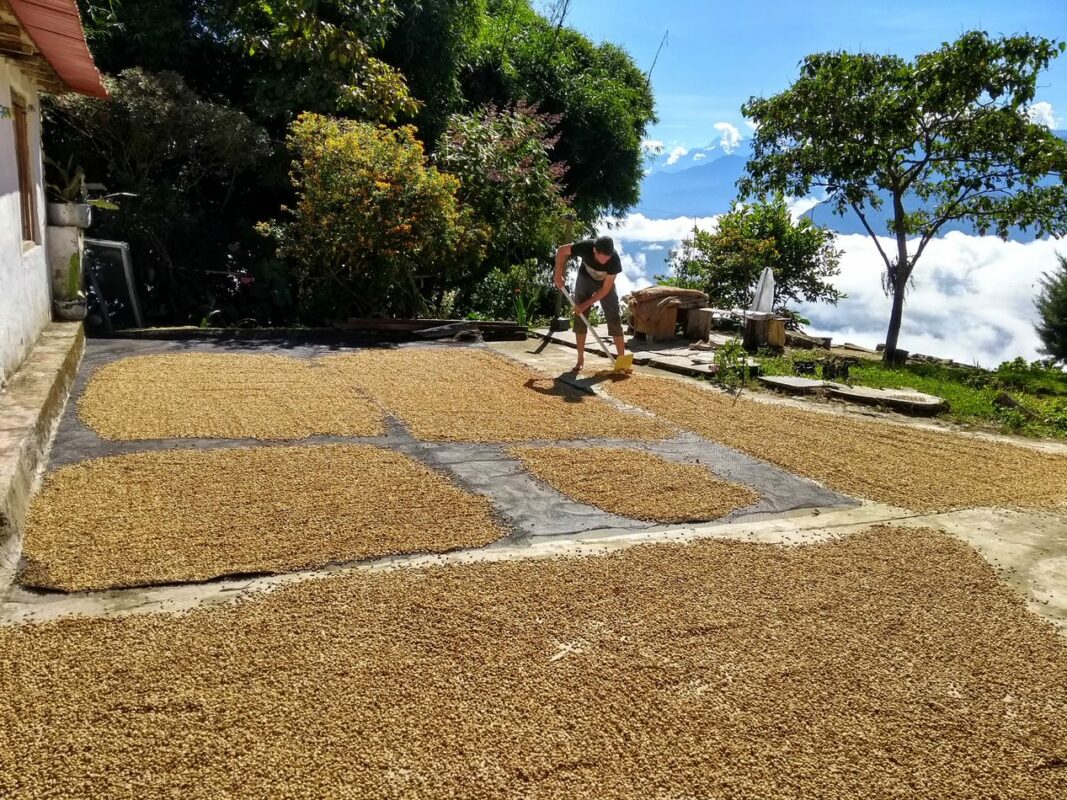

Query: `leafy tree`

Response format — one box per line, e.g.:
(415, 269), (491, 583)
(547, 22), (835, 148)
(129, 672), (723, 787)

(45, 69), (271, 322)
(68, 0), (655, 323)
(465, 0), (655, 223)
(436, 104), (569, 292)
(261, 113), (487, 320)
(1035, 253), (1067, 364)
(238, 0), (416, 123)
(382, 0), (486, 146)
(740, 31), (1067, 363)
(77, 1), (255, 106)
(78, 0), (415, 127)
(661, 197), (844, 312)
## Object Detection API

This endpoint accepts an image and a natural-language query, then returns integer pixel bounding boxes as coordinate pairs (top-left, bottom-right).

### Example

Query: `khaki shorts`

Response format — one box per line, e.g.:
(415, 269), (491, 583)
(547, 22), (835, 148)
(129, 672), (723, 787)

(573, 268), (624, 336)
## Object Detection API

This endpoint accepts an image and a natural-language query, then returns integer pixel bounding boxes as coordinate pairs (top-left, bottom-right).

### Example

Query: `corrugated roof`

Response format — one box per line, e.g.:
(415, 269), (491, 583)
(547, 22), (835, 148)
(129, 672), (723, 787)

(7, 0), (107, 98)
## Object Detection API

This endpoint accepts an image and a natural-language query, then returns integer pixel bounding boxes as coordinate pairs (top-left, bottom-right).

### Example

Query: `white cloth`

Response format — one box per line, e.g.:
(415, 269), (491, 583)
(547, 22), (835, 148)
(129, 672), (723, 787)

(749, 267), (775, 313)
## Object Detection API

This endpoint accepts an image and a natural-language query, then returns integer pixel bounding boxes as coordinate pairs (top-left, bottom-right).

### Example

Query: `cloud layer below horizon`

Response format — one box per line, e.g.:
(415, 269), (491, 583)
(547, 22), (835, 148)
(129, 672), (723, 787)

(605, 215), (1061, 368)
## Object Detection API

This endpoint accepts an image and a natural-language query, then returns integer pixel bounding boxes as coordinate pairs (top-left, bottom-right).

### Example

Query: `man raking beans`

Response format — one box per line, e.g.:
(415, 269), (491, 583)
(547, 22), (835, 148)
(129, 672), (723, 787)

(554, 235), (633, 373)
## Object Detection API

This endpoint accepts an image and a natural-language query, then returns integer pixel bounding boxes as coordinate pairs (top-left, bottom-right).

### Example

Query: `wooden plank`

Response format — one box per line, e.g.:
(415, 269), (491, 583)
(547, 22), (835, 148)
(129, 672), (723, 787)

(333, 318), (528, 341)
(340, 318), (526, 333)
(0, 32), (30, 51)
(0, 40), (34, 57)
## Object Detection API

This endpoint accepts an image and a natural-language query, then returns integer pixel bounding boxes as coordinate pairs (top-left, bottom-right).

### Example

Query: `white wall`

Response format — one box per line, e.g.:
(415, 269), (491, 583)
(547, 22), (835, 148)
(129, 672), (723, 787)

(0, 59), (49, 390)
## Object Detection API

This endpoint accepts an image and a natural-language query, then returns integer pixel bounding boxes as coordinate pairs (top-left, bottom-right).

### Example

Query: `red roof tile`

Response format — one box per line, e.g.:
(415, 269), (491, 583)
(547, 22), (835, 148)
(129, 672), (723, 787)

(8, 0), (107, 98)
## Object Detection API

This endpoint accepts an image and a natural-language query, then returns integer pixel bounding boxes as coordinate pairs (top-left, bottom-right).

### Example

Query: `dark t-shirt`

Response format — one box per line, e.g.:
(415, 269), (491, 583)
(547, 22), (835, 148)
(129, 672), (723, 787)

(571, 239), (622, 281)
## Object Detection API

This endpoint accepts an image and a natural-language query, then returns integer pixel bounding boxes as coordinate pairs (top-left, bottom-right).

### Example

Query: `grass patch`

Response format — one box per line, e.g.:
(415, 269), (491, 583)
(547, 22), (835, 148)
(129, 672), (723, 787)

(751, 351), (1067, 440)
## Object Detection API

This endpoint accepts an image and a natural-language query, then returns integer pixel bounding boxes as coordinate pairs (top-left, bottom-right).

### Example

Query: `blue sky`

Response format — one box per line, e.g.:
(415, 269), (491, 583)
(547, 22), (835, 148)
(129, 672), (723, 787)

(561, 0), (1067, 148)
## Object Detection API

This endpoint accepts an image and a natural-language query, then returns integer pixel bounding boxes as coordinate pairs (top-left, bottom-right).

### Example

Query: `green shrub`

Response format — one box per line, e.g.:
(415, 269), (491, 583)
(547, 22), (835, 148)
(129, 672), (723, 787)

(459, 260), (556, 323)
(262, 113), (487, 321)
(659, 196), (843, 311)
(993, 357), (1067, 396)
(714, 338), (751, 392)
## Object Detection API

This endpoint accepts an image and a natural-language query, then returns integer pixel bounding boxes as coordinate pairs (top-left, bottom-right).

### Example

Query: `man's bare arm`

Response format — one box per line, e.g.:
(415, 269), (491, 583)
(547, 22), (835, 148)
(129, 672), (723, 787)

(553, 243), (573, 289)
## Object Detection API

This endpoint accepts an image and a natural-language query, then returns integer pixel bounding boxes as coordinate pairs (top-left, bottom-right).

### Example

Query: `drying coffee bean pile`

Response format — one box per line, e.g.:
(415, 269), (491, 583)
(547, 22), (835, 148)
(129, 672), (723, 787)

(606, 374), (1067, 512)
(509, 446), (759, 522)
(3, 527), (1066, 799)
(20, 444), (504, 591)
(79, 353), (384, 440)
(324, 348), (672, 442)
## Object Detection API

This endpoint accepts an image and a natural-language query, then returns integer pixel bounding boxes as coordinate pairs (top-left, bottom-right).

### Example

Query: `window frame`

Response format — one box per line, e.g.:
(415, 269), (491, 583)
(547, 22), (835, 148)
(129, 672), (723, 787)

(11, 90), (39, 247)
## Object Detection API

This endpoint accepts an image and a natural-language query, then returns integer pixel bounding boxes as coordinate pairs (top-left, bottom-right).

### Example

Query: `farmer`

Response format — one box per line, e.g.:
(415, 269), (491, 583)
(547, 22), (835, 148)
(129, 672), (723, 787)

(553, 235), (626, 372)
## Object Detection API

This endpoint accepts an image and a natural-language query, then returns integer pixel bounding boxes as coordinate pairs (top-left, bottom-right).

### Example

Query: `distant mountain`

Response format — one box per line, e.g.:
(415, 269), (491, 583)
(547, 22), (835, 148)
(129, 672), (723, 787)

(644, 140), (753, 176)
(634, 130), (1067, 243)
(635, 152), (748, 217)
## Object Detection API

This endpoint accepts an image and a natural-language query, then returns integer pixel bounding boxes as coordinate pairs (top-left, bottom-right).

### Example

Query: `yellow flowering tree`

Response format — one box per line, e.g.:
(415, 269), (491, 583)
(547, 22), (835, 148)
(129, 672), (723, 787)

(263, 113), (487, 320)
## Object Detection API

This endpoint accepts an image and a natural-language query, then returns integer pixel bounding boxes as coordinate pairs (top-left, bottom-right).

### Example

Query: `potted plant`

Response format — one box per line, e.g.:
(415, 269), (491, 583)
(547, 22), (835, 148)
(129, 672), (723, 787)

(45, 154), (96, 227)
(44, 155), (126, 322)
(45, 156), (122, 221)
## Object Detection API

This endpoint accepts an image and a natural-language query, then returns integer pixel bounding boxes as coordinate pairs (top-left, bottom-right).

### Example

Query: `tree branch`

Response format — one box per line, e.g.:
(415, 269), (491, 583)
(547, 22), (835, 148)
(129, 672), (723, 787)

(850, 201), (893, 271)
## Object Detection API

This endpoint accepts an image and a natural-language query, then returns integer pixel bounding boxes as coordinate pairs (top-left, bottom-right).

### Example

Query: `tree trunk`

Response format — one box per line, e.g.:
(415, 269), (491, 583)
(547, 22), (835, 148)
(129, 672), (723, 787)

(884, 280), (907, 358)
(883, 191), (911, 365)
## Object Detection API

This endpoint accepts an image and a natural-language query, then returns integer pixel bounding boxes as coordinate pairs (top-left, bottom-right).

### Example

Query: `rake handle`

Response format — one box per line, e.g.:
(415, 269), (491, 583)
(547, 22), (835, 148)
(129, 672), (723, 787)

(559, 286), (615, 359)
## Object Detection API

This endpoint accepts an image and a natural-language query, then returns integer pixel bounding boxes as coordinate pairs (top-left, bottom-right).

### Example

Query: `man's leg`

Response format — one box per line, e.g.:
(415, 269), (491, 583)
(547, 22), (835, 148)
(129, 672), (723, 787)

(571, 271), (596, 371)
(574, 331), (587, 371)
(602, 286), (627, 366)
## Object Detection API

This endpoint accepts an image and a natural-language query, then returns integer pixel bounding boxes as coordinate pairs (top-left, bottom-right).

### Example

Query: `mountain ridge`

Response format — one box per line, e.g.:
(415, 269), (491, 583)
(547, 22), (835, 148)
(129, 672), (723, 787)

(635, 131), (1067, 241)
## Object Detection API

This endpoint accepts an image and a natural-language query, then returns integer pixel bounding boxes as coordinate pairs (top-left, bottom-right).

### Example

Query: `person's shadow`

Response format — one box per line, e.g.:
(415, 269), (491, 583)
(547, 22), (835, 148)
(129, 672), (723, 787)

(523, 370), (623, 402)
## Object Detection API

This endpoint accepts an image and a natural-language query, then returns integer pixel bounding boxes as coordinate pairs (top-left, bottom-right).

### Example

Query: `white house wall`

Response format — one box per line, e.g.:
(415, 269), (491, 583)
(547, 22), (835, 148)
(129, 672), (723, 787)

(0, 59), (49, 390)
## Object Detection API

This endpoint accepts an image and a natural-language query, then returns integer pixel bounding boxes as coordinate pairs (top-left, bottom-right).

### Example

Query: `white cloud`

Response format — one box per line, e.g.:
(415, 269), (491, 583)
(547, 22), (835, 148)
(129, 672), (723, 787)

(743, 118), (759, 131)
(693, 152), (708, 161)
(1026, 101), (1060, 129)
(607, 215), (1061, 367)
(665, 145), (690, 165)
(603, 212), (719, 243)
(713, 122), (742, 154)
(797, 232), (1061, 367)
(612, 244), (652, 299)
(785, 196), (822, 222)
(641, 138), (665, 155)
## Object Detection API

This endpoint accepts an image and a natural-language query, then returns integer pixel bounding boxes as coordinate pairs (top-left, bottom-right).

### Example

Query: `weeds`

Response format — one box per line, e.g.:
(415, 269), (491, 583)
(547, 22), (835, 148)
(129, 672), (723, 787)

(749, 351), (1067, 439)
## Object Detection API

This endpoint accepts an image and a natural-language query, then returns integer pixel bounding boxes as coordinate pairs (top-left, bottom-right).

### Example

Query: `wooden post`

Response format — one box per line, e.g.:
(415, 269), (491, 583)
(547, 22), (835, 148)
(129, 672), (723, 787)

(766, 317), (786, 348)
(743, 317), (764, 351)
(686, 307), (714, 340)
(743, 316), (787, 352)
